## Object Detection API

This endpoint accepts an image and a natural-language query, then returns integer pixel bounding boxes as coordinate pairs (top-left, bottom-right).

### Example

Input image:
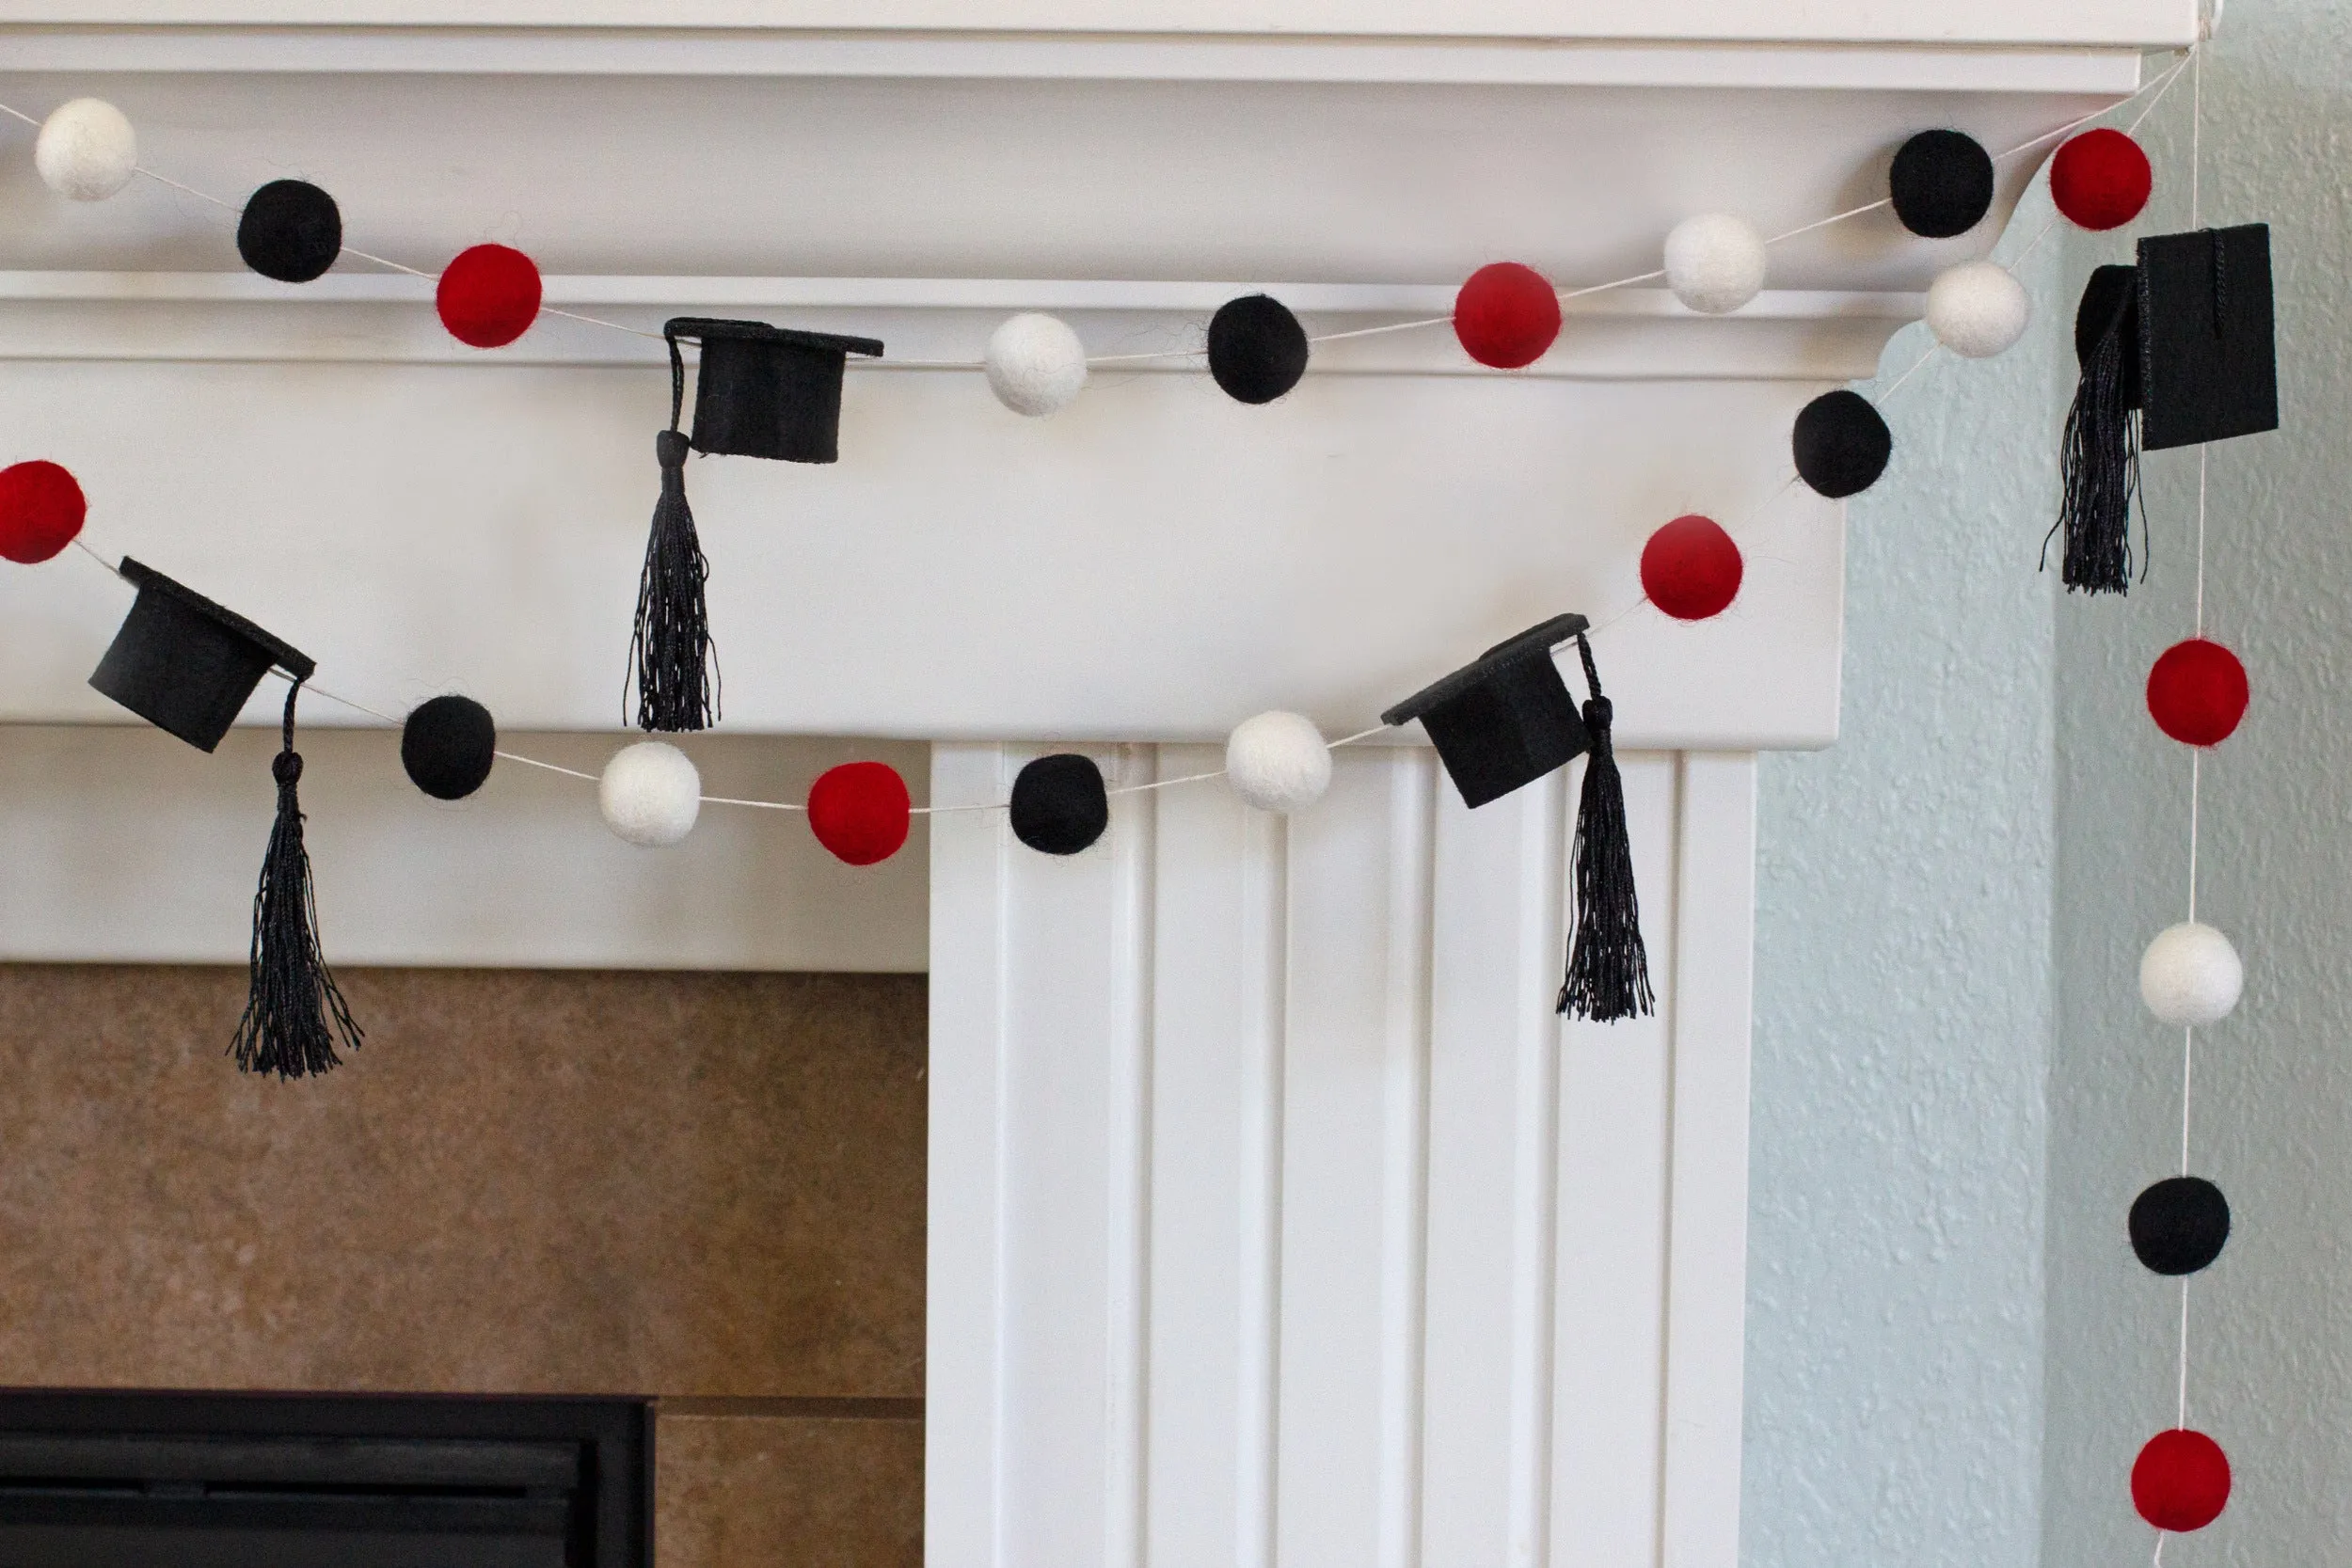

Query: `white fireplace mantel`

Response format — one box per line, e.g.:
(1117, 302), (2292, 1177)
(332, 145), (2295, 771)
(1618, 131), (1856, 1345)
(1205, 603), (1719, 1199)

(0, 8), (2189, 1565)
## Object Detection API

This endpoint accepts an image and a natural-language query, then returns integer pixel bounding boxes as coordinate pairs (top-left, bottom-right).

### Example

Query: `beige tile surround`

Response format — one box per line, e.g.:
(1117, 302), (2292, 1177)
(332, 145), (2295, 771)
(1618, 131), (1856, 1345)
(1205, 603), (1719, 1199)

(0, 964), (927, 1565)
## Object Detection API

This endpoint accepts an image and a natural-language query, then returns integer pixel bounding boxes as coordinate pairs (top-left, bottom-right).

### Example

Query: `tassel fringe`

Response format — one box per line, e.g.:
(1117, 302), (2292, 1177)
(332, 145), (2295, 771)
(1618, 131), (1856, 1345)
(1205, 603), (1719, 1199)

(629, 428), (719, 731)
(232, 681), (362, 1079)
(1558, 635), (1655, 1024)
(2047, 317), (2142, 595)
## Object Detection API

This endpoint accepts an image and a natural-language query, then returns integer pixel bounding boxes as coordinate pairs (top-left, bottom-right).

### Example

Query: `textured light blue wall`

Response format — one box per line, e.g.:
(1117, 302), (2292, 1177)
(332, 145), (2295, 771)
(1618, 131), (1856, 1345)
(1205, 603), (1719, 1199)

(1749, 9), (2352, 1564)
(2043, 8), (2352, 1564)
(1742, 164), (2070, 1566)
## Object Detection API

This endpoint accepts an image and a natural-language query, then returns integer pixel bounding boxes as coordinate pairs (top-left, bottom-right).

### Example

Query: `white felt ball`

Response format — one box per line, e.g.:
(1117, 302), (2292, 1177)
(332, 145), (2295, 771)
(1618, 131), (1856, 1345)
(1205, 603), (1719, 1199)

(1226, 711), (1331, 814)
(985, 312), (1089, 417)
(1663, 213), (1767, 315)
(599, 740), (701, 847)
(35, 97), (136, 201)
(2139, 922), (2243, 1028)
(1925, 261), (2031, 358)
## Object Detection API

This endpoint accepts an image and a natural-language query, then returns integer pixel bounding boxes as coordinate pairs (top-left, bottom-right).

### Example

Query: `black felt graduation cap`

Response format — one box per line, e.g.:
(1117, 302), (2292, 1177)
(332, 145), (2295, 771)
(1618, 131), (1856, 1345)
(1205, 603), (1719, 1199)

(1382, 613), (1653, 1022)
(87, 558), (359, 1078)
(628, 318), (887, 734)
(2137, 224), (2278, 451)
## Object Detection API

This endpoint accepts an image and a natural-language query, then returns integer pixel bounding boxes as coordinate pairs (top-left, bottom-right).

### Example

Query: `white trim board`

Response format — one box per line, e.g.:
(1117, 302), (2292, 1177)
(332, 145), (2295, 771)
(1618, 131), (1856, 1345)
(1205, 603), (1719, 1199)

(928, 741), (1757, 1566)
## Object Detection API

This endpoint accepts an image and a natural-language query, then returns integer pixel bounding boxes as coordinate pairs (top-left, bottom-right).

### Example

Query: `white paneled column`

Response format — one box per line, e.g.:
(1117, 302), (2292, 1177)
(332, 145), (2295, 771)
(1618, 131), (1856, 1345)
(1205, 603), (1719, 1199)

(929, 741), (1756, 1568)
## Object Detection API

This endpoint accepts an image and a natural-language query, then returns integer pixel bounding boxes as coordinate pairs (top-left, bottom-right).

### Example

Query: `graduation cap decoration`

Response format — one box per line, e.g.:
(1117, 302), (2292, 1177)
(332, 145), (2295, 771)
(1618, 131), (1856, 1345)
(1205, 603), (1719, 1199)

(2050, 263), (2143, 594)
(87, 558), (360, 1078)
(2137, 224), (2278, 451)
(630, 318), (886, 733)
(1382, 613), (1653, 1022)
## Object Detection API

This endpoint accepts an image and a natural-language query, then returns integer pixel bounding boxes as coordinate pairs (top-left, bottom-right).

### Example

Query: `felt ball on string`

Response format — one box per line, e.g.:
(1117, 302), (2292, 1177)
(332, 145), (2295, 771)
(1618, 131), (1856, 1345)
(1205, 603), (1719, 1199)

(1207, 293), (1310, 404)
(1926, 261), (2030, 358)
(599, 740), (700, 847)
(400, 694), (497, 801)
(436, 243), (542, 349)
(1792, 388), (1892, 499)
(985, 312), (1089, 416)
(35, 98), (136, 201)
(1226, 711), (1331, 813)
(1663, 214), (1767, 315)
(2051, 128), (2153, 230)
(1888, 128), (1995, 238)
(808, 760), (912, 865)
(2147, 638), (2249, 746)
(237, 178), (342, 284)
(2132, 1430), (2231, 1533)
(0, 459), (87, 564)
(2140, 922), (2243, 1028)
(1453, 261), (1561, 369)
(1641, 514), (1743, 621)
(1009, 752), (1108, 855)
(2130, 1175), (2231, 1276)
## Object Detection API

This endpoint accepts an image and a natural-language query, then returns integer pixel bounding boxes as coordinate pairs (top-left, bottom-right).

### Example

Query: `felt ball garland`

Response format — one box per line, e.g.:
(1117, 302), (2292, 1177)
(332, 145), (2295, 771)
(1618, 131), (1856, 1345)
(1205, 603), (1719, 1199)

(436, 244), (543, 349)
(400, 694), (498, 800)
(2140, 922), (2242, 1029)
(1925, 261), (2030, 359)
(237, 179), (342, 284)
(1792, 389), (1892, 499)
(1226, 711), (1331, 813)
(1207, 294), (1310, 404)
(2147, 638), (2249, 746)
(808, 761), (912, 865)
(986, 312), (1089, 416)
(1663, 214), (1767, 315)
(1009, 752), (1109, 854)
(2133, 1429), (2231, 1533)
(35, 97), (135, 201)
(1887, 128), (1995, 239)
(1640, 514), (1742, 621)
(1453, 262), (1561, 370)
(599, 740), (700, 847)
(2052, 128), (2153, 230)
(2131, 1176), (2231, 1276)
(0, 459), (87, 564)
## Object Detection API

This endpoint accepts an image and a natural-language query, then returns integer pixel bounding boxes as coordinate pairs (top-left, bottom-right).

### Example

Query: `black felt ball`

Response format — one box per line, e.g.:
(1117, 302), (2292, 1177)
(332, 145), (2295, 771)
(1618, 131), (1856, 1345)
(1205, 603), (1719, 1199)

(401, 694), (498, 800)
(1207, 294), (1310, 404)
(1791, 389), (1892, 498)
(1009, 752), (1108, 855)
(2129, 1176), (2231, 1276)
(1888, 129), (1995, 239)
(237, 179), (342, 283)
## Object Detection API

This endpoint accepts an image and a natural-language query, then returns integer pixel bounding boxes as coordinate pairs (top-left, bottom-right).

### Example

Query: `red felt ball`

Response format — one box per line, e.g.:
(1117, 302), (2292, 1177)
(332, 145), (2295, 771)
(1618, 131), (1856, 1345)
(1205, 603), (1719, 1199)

(2147, 638), (2249, 747)
(808, 761), (913, 866)
(1641, 514), (1743, 621)
(0, 459), (87, 564)
(1454, 261), (1562, 370)
(2052, 129), (2153, 231)
(436, 243), (543, 348)
(2133, 1428), (2231, 1533)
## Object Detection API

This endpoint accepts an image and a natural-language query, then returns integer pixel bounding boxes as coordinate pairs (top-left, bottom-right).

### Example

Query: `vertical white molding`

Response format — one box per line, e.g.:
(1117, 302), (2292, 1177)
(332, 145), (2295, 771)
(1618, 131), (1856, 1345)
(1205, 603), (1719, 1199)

(928, 741), (1013, 1568)
(930, 742), (1757, 1568)
(1659, 752), (1758, 1568)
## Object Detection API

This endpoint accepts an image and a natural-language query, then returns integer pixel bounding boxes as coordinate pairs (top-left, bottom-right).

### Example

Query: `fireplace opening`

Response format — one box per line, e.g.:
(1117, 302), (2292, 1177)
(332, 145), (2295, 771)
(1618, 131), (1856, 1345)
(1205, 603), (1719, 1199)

(0, 1390), (649, 1567)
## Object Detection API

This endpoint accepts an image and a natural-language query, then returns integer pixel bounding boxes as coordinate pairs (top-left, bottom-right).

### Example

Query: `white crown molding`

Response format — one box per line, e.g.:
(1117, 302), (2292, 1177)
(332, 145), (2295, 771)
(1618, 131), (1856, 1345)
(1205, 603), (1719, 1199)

(0, 27), (2161, 89)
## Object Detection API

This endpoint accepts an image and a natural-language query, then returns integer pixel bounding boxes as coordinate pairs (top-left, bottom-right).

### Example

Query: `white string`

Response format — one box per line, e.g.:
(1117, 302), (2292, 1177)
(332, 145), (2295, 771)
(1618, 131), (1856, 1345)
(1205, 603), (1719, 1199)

(1875, 341), (1943, 404)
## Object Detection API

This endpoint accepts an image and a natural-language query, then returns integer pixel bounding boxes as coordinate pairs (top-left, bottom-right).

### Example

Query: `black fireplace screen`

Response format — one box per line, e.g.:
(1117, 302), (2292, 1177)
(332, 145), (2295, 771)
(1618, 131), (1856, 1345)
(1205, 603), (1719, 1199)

(0, 1390), (650, 1567)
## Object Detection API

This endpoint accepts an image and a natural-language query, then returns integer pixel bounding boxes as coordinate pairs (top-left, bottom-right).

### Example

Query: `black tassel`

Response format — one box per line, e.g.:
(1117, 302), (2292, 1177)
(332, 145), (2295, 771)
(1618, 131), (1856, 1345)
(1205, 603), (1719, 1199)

(232, 681), (361, 1079)
(2045, 280), (2143, 595)
(1558, 635), (1654, 1023)
(629, 327), (719, 731)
